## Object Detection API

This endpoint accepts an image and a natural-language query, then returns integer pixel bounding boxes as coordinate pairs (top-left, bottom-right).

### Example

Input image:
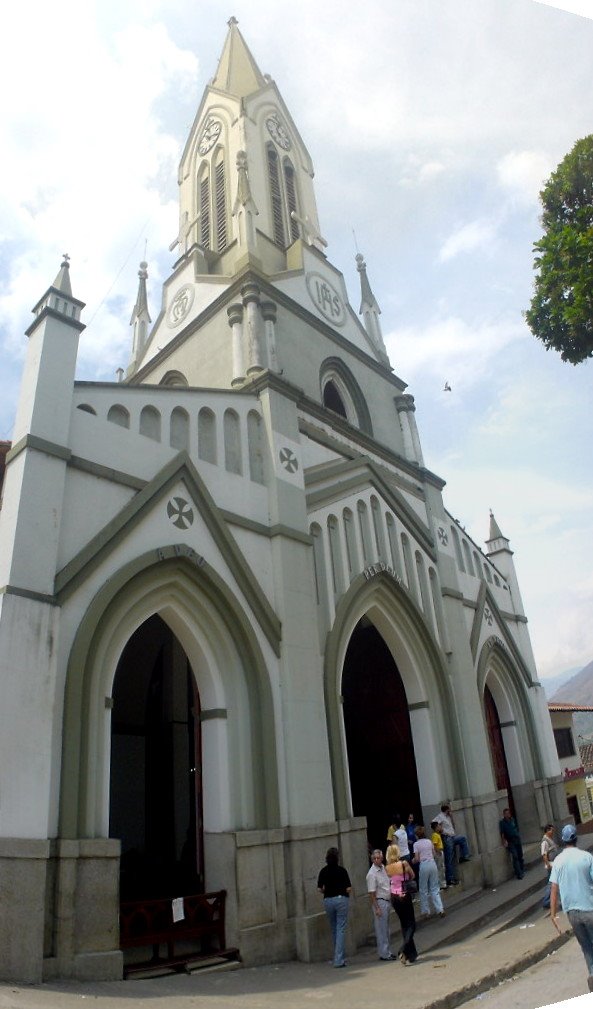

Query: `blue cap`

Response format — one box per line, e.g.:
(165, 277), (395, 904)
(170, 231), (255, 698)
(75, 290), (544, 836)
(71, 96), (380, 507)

(562, 824), (577, 843)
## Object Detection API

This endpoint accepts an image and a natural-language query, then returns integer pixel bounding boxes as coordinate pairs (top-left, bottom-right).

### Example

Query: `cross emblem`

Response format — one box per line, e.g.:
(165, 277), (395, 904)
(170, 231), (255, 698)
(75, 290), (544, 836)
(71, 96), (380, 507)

(484, 606), (493, 627)
(437, 527), (449, 546)
(279, 447), (299, 474)
(167, 497), (194, 529)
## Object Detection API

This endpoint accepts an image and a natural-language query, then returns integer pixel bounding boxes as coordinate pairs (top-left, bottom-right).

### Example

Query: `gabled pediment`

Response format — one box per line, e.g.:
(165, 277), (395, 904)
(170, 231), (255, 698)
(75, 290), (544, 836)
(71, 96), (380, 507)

(305, 456), (435, 560)
(55, 451), (281, 655)
(470, 582), (534, 686)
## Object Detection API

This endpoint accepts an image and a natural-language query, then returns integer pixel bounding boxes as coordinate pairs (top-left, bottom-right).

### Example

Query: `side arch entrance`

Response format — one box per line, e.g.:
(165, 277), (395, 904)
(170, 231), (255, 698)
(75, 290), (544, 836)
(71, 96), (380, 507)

(342, 619), (422, 851)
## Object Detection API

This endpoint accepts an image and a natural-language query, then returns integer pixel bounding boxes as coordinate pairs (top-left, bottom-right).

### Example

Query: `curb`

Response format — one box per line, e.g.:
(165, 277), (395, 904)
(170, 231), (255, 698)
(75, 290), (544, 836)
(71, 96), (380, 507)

(422, 932), (571, 1009)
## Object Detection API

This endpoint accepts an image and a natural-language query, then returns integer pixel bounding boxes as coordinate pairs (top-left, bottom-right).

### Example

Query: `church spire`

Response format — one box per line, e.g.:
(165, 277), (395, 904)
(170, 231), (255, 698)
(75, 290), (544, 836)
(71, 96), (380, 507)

(210, 17), (267, 98)
(52, 253), (73, 297)
(356, 253), (387, 358)
(129, 261), (151, 369)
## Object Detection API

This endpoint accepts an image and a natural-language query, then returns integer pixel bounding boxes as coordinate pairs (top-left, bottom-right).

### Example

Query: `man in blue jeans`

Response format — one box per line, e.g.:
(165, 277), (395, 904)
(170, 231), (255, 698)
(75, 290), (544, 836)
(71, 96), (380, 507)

(499, 807), (524, 879)
(366, 849), (395, 960)
(435, 803), (470, 886)
(550, 823), (593, 993)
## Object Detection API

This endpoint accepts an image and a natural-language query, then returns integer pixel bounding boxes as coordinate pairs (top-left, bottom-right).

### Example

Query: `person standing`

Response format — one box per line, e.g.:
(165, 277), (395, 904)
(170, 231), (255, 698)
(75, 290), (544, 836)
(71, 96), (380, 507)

(541, 823), (559, 909)
(499, 807), (524, 880)
(413, 826), (445, 918)
(386, 814), (411, 863)
(435, 803), (470, 886)
(366, 849), (395, 961)
(386, 843), (418, 964)
(550, 824), (593, 992)
(317, 847), (351, 968)
(431, 819), (447, 889)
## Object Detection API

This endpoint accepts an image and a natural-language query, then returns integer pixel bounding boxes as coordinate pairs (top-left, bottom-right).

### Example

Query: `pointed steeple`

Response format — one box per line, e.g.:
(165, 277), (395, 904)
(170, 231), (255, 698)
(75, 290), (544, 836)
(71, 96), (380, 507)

(52, 253), (73, 296)
(356, 253), (388, 358)
(211, 17), (267, 98)
(487, 510), (506, 544)
(129, 261), (152, 370)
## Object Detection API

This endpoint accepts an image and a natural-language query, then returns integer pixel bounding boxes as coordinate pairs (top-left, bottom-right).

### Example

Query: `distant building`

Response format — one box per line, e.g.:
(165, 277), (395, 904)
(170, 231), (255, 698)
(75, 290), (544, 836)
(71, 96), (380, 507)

(0, 20), (567, 984)
(548, 703), (593, 824)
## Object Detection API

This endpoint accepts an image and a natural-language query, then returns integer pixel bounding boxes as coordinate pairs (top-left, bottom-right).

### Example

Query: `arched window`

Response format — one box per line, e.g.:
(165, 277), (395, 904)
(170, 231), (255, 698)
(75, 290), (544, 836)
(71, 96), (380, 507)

(198, 165), (210, 249)
(198, 408), (217, 464)
(214, 151), (228, 252)
(197, 152), (228, 253)
(224, 409), (242, 474)
(267, 146), (285, 247)
(462, 540), (474, 576)
(357, 501), (372, 566)
(473, 551), (483, 580)
(311, 522), (327, 609)
(77, 404), (96, 416)
(484, 563), (493, 584)
(160, 371), (188, 388)
(107, 405), (130, 429)
(328, 515), (345, 598)
(323, 380), (347, 418)
(343, 507), (358, 577)
(371, 496), (386, 561)
(451, 526), (465, 572)
(139, 406), (161, 441)
(386, 513), (401, 573)
(247, 410), (265, 484)
(170, 407), (189, 451)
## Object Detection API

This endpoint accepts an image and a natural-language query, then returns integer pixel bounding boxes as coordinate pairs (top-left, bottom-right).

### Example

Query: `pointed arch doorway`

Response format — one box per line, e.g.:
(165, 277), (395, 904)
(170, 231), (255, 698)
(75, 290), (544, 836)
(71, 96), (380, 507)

(342, 619), (421, 851)
(484, 684), (515, 818)
(109, 614), (204, 900)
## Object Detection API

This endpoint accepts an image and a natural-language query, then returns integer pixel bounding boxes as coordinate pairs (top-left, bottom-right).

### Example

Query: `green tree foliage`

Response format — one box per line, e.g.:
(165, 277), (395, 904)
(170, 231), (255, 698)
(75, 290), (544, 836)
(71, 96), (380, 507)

(525, 135), (593, 364)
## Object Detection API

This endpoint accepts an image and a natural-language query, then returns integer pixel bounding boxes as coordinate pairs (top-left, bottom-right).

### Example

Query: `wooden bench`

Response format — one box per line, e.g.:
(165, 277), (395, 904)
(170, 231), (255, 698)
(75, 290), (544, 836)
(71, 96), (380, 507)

(120, 889), (239, 977)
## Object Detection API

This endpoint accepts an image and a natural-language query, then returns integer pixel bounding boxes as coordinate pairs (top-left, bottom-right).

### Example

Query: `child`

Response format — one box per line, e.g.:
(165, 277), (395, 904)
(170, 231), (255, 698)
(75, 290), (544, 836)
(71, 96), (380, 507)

(431, 819), (447, 889)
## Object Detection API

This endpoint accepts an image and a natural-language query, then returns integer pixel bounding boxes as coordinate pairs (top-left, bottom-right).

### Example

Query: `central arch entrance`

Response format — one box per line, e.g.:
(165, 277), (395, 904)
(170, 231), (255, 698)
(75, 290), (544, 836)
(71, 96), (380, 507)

(110, 614), (203, 899)
(342, 619), (421, 850)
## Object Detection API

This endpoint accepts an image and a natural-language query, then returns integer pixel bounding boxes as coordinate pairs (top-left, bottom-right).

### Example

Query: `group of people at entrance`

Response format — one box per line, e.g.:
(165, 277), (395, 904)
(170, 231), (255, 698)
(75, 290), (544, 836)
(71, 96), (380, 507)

(316, 804), (471, 968)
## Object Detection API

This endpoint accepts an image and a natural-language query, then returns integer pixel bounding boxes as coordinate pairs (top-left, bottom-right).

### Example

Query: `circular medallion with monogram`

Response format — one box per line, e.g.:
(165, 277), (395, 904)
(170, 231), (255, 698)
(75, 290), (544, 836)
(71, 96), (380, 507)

(167, 284), (195, 328)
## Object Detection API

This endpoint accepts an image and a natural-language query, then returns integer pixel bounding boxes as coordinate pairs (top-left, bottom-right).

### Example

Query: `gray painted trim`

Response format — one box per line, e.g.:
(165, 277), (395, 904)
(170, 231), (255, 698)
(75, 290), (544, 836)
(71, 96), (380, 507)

(306, 454), (425, 502)
(409, 701), (430, 711)
(6, 434), (72, 466)
(69, 455), (146, 491)
(499, 720), (517, 728)
(132, 268), (405, 390)
(54, 452), (282, 656)
(25, 305), (85, 337)
(442, 587), (464, 601)
(305, 460), (436, 562)
(60, 549), (281, 837)
(200, 708), (228, 721)
(0, 584), (58, 606)
(323, 570), (467, 821)
(298, 416), (446, 492)
(470, 586), (535, 687)
(220, 509), (312, 545)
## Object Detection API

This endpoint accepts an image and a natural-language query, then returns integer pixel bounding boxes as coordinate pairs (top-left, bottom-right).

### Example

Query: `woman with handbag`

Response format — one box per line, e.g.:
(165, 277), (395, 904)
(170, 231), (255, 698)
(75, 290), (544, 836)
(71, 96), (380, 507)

(413, 826), (445, 919)
(385, 843), (418, 964)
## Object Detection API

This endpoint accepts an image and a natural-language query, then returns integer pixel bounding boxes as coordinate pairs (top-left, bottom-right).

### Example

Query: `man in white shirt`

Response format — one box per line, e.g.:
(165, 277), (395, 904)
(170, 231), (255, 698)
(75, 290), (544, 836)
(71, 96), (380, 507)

(550, 823), (593, 992)
(366, 849), (394, 961)
(434, 803), (470, 886)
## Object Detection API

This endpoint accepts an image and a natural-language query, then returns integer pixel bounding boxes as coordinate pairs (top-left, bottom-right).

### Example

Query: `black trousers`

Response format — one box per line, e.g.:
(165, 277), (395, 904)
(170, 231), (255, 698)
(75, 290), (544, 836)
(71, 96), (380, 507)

(391, 894), (418, 962)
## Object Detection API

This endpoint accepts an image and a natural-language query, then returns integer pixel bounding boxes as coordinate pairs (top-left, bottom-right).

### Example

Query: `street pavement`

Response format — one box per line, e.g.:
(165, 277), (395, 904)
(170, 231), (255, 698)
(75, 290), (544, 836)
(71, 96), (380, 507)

(0, 900), (586, 1009)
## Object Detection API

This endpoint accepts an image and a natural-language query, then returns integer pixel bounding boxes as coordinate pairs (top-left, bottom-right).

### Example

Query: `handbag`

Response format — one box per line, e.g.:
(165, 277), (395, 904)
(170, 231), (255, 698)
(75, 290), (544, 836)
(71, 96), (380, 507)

(402, 873), (418, 895)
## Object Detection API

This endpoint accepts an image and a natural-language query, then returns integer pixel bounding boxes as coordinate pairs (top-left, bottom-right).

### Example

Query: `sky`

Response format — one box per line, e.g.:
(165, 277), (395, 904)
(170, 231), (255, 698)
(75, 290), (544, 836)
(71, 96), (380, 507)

(0, 0), (592, 681)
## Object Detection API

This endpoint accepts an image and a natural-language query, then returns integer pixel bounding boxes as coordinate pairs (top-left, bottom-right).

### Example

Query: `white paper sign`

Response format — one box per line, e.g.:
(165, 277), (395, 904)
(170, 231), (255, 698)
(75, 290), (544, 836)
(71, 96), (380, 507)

(172, 897), (185, 923)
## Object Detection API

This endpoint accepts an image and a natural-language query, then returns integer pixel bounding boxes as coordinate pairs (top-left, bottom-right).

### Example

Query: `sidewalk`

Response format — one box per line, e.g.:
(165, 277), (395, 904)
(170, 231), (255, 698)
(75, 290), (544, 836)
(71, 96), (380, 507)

(0, 843), (587, 1009)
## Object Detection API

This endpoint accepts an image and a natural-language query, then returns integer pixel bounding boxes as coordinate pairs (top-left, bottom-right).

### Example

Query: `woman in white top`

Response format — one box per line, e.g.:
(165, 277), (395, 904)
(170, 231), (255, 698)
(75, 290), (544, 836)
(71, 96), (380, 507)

(541, 824), (559, 909)
(413, 826), (445, 918)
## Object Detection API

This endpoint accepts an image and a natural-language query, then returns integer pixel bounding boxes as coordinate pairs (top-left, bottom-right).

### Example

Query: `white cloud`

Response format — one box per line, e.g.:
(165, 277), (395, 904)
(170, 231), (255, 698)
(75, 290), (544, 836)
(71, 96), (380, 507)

(385, 314), (525, 389)
(496, 150), (551, 205)
(438, 218), (500, 262)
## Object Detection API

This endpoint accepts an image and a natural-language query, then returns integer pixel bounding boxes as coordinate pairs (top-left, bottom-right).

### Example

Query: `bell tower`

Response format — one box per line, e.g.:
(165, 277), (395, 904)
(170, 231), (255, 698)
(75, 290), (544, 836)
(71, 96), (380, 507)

(172, 17), (323, 278)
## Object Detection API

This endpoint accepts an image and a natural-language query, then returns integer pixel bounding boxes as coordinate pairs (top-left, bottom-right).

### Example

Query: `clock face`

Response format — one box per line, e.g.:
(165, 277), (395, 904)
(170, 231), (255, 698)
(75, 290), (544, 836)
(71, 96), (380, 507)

(266, 114), (291, 150)
(198, 117), (222, 155)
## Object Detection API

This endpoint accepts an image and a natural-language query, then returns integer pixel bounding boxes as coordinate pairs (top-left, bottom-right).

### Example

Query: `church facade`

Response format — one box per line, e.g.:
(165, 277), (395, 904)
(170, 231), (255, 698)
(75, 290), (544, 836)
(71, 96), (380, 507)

(0, 21), (566, 983)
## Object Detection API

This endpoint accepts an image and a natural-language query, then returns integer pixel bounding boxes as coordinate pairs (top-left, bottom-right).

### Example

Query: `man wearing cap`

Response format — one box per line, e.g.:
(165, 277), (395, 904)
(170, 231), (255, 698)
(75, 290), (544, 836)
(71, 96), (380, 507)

(550, 823), (593, 992)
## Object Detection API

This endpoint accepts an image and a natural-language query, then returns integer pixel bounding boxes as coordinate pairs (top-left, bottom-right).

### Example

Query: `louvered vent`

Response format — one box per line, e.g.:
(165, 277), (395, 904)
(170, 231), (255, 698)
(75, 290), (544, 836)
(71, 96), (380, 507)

(284, 162), (299, 242)
(215, 159), (227, 251)
(267, 147), (285, 247)
(200, 174), (210, 248)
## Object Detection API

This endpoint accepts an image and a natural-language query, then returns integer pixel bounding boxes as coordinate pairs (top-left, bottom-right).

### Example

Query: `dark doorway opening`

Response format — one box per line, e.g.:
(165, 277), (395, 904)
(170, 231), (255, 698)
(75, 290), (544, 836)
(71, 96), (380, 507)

(110, 614), (204, 899)
(484, 685), (515, 819)
(342, 620), (422, 851)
